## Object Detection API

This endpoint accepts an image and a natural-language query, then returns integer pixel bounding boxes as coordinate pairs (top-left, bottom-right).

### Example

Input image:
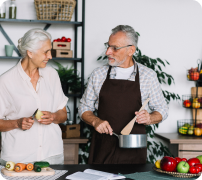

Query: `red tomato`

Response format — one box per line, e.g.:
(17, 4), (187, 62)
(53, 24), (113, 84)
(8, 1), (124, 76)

(174, 157), (182, 164)
(67, 38), (71, 42)
(189, 166), (196, 174)
(57, 38), (61, 42)
(58, 45), (62, 47)
(195, 166), (200, 174)
(53, 39), (57, 42)
(195, 163), (202, 172)
(181, 158), (187, 162)
(61, 36), (66, 41)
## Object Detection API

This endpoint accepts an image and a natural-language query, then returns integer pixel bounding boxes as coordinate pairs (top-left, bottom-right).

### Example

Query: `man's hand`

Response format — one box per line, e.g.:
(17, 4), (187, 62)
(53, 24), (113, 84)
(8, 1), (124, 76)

(135, 110), (151, 125)
(17, 117), (34, 130)
(93, 119), (113, 135)
(38, 111), (54, 125)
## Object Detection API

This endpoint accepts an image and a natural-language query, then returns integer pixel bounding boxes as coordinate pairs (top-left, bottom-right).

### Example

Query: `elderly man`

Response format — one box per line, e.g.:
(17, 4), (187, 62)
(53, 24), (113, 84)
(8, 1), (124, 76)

(78, 25), (168, 164)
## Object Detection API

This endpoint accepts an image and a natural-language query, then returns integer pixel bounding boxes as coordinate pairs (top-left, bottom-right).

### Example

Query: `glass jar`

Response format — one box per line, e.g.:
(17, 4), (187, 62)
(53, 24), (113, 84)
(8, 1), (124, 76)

(0, 2), (6, 19)
(9, 0), (17, 19)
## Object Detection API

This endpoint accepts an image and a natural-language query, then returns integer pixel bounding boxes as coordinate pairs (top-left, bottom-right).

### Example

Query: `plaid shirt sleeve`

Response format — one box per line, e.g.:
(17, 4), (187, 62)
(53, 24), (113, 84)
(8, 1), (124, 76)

(148, 72), (169, 121)
(78, 67), (107, 118)
(138, 63), (169, 121)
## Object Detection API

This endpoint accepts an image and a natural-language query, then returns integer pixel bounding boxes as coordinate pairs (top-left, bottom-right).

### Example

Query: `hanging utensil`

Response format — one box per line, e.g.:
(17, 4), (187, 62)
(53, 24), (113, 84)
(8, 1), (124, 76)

(197, 59), (202, 72)
(120, 98), (150, 135)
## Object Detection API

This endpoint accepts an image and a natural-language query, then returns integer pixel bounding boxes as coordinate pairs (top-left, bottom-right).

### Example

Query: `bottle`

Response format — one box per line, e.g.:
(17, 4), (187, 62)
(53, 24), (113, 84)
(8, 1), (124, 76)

(9, 0), (17, 19)
(0, 2), (6, 19)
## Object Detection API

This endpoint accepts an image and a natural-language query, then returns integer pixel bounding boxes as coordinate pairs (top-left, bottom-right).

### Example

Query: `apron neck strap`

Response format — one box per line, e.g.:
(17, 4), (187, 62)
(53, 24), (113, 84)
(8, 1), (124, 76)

(107, 66), (112, 79)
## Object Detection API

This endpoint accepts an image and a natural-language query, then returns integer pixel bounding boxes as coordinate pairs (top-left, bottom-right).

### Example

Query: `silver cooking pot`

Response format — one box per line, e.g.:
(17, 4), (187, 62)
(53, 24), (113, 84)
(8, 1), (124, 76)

(113, 132), (147, 148)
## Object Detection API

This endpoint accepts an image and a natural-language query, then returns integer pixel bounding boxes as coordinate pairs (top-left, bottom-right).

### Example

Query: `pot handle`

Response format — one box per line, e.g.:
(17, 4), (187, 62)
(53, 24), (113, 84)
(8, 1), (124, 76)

(113, 132), (119, 138)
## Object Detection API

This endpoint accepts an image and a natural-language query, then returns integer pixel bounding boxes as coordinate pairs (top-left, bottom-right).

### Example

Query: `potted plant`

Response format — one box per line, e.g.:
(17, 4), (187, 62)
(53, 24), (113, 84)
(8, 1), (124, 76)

(53, 61), (81, 94)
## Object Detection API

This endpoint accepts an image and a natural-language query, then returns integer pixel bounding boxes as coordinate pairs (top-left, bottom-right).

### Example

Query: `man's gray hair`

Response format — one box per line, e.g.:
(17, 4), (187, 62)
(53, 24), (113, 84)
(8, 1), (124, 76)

(111, 25), (138, 48)
(17, 28), (51, 58)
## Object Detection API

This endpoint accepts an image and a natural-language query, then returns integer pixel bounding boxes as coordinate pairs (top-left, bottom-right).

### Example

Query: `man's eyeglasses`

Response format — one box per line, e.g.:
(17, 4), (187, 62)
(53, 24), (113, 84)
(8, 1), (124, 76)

(104, 42), (132, 52)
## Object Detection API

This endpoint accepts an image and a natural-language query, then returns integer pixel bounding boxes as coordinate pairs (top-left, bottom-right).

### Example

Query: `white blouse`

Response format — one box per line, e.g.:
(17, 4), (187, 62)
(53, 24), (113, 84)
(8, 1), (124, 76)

(0, 59), (68, 163)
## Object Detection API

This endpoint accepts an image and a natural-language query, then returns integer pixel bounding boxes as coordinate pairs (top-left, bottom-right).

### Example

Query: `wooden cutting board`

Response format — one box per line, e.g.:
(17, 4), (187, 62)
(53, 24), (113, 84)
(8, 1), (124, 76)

(1, 167), (55, 177)
(191, 87), (202, 123)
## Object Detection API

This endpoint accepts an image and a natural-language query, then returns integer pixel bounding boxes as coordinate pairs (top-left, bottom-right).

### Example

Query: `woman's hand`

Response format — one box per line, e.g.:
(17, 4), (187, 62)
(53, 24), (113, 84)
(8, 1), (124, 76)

(17, 117), (34, 130)
(38, 111), (55, 125)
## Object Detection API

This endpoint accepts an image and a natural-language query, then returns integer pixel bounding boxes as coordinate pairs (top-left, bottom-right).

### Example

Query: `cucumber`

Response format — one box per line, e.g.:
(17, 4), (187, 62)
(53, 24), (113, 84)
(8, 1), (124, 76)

(34, 161), (50, 168)
(34, 165), (41, 172)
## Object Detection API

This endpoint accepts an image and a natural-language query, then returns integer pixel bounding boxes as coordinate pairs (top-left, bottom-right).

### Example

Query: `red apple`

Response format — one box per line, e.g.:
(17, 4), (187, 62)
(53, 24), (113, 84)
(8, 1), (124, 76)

(181, 158), (187, 162)
(187, 158), (200, 167)
(53, 39), (57, 42)
(57, 38), (61, 42)
(195, 163), (202, 172)
(160, 156), (177, 172)
(174, 157), (182, 164)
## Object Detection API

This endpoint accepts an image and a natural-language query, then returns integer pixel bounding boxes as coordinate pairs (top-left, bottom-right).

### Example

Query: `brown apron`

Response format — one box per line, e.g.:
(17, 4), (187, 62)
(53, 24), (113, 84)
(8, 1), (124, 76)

(88, 65), (147, 164)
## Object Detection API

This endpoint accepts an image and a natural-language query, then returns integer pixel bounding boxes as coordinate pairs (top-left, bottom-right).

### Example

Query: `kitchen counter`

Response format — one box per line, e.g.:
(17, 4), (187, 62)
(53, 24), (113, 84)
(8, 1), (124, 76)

(155, 133), (202, 159)
(50, 164), (154, 180)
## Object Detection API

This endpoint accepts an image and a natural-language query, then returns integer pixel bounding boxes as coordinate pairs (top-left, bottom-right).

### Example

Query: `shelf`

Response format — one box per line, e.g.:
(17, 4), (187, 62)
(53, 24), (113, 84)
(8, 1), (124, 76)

(183, 107), (202, 109)
(0, 19), (83, 26)
(0, 0), (85, 126)
(0, 56), (82, 62)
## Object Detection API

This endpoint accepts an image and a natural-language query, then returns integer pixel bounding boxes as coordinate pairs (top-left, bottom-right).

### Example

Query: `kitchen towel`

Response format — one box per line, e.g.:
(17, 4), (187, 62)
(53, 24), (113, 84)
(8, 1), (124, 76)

(124, 171), (198, 180)
(0, 165), (68, 180)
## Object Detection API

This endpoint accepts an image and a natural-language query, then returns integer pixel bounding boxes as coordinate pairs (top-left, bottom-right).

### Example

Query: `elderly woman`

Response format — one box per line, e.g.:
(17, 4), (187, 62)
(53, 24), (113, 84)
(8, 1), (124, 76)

(0, 28), (68, 165)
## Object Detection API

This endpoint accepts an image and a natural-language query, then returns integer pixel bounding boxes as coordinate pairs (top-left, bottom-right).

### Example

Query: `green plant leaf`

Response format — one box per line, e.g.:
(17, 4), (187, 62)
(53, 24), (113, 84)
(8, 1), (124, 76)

(156, 58), (165, 67)
(168, 77), (171, 85)
(136, 32), (140, 36)
(97, 56), (102, 60)
(103, 55), (107, 60)
(157, 65), (162, 71)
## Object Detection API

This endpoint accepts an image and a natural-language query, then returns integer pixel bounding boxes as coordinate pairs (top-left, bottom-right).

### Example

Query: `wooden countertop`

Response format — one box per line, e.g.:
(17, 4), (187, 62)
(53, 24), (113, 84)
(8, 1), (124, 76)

(155, 133), (202, 144)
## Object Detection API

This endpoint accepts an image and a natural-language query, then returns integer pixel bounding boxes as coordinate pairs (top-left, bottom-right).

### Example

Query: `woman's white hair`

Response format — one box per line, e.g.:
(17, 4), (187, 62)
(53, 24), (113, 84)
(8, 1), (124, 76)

(17, 28), (51, 58)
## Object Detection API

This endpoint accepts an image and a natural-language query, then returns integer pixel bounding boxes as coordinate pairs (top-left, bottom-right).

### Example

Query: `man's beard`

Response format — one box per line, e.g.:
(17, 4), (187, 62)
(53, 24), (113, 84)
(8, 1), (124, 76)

(108, 56), (127, 66)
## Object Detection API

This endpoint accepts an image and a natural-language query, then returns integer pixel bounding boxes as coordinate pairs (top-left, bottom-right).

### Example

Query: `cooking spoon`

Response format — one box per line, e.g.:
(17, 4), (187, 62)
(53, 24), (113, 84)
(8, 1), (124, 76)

(120, 98), (150, 135)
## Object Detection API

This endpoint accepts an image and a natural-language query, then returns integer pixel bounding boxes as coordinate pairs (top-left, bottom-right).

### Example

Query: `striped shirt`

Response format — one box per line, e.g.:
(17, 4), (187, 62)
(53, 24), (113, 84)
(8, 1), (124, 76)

(78, 62), (169, 121)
